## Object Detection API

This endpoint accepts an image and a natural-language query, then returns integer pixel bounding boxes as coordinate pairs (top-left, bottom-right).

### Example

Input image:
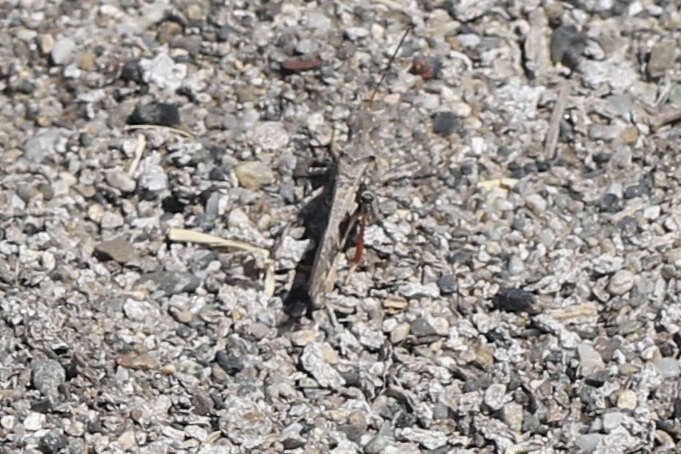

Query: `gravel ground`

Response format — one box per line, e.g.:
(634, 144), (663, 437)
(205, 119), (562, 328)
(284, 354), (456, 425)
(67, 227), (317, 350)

(2, 1), (681, 453)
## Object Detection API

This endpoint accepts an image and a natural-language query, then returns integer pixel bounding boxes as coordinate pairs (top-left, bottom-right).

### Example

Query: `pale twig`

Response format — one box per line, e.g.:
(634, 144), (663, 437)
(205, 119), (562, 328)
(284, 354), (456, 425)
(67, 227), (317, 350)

(544, 81), (570, 161)
(168, 228), (274, 296)
(127, 134), (146, 176)
(649, 108), (681, 131)
(124, 124), (194, 138)
(168, 228), (269, 258)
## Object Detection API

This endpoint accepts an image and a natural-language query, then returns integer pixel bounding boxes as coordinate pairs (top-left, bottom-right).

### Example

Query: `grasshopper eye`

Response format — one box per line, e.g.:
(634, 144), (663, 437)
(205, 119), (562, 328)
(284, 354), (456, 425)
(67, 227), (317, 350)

(359, 191), (374, 207)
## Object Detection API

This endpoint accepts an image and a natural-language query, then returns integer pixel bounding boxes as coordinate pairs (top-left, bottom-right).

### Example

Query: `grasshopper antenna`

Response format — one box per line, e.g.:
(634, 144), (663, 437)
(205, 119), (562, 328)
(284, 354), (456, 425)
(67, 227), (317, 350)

(366, 25), (413, 105)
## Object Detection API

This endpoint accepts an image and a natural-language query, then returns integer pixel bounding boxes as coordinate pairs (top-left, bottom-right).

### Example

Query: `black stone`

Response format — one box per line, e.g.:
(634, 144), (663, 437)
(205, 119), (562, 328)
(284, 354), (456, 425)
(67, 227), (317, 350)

(120, 59), (144, 84)
(536, 160), (551, 172)
(432, 111), (459, 137)
(217, 24), (233, 42)
(282, 438), (305, 450)
(211, 391), (225, 410)
(492, 287), (538, 314)
(593, 152), (611, 164)
(623, 181), (650, 199)
(616, 216), (638, 236)
(550, 25), (585, 70)
(283, 285), (312, 318)
(597, 193), (620, 213)
(162, 195), (185, 214)
(438, 274), (458, 295)
(39, 432), (67, 454)
(209, 167), (227, 181)
(584, 369), (611, 387)
(128, 102), (180, 127)
(215, 350), (244, 375)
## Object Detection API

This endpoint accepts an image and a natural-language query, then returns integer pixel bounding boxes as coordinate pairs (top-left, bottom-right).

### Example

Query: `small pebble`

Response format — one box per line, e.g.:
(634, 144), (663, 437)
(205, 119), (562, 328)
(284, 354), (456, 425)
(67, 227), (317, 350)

(578, 343), (605, 375)
(39, 432), (67, 454)
(235, 161), (275, 190)
(32, 359), (65, 401)
(432, 111), (459, 137)
(608, 270), (634, 295)
(100, 211), (125, 229)
(617, 389), (637, 409)
(493, 287), (537, 314)
(390, 323), (410, 343)
(550, 25), (585, 69)
(654, 358), (680, 379)
(24, 412), (46, 431)
(39, 34), (55, 54)
(484, 383), (507, 411)
(503, 402), (524, 432)
(106, 170), (136, 192)
(95, 237), (138, 263)
(123, 299), (148, 321)
(1, 415), (15, 430)
(437, 274), (457, 295)
(254, 121), (289, 150)
(128, 102), (180, 127)
(290, 329), (319, 346)
(51, 37), (76, 64)
(648, 40), (675, 78)
(215, 351), (244, 375)
(116, 430), (137, 450)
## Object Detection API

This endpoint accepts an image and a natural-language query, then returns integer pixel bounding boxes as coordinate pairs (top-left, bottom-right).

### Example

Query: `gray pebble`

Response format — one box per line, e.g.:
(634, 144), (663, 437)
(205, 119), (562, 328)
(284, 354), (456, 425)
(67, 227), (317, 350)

(589, 124), (624, 142)
(602, 412), (627, 431)
(24, 412), (46, 431)
(95, 237), (137, 263)
(390, 323), (410, 343)
(300, 342), (345, 388)
(235, 161), (275, 190)
(608, 270), (634, 295)
(100, 211), (124, 229)
(410, 315), (449, 337)
(437, 274), (457, 295)
(525, 193), (546, 216)
(295, 38), (318, 55)
(138, 165), (168, 192)
(398, 282), (440, 299)
(51, 37), (76, 64)
(654, 358), (680, 379)
(484, 383), (507, 411)
(344, 26), (369, 41)
(507, 255), (525, 274)
(643, 205), (660, 220)
(503, 402), (524, 432)
(139, 53), (187, 92)
(23, 129), (63, 163)
(254, 121), (289, 150)
(648, 40), (675, 78)
(106, 170), (136, 192)
(32, 359), (65, 401)
(136, 271), (200, 295)
(123, 299), (149, 321)
(578, 343), (605, 375)
(576, 433), (603, 452)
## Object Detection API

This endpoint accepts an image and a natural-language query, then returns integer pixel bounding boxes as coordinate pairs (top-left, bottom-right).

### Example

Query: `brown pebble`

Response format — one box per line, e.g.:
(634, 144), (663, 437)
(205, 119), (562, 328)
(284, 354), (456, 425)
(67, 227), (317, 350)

(94, 237), (138, 263)
(116, 352), (157, 370)
(410, 57), (436, 79)
(281, 57), (321, 72)
(79, 52), (96, 71)
(619, 126), (638, 145)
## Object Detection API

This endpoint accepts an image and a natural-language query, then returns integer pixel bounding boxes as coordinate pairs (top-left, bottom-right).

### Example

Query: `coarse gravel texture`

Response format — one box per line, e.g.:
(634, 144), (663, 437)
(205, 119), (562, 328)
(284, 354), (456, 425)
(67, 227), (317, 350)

(1, 0), (681, 453)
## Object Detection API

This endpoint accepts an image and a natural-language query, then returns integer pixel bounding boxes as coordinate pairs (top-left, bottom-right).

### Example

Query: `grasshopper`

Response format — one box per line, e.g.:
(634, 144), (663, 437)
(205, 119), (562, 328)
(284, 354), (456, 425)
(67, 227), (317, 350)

(304, 28), (411, 313)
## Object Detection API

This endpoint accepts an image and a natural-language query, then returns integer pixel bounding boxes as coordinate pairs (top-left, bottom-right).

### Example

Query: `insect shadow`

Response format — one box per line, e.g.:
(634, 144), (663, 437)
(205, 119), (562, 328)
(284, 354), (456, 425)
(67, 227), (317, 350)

(282, 157), (340, 319)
